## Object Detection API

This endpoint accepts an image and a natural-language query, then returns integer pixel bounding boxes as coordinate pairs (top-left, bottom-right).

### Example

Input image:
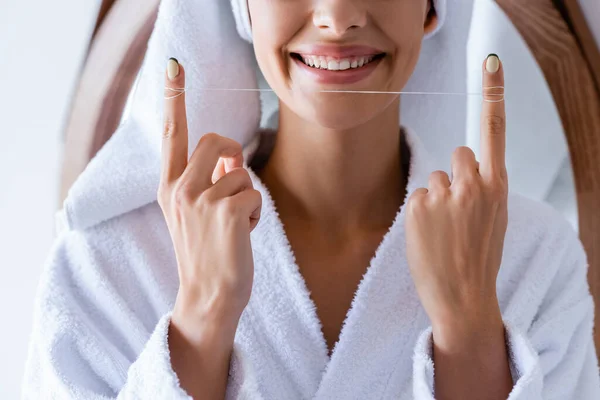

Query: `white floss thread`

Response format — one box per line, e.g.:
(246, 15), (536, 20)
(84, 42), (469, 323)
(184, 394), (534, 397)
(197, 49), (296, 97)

(164, 86), (505, 102)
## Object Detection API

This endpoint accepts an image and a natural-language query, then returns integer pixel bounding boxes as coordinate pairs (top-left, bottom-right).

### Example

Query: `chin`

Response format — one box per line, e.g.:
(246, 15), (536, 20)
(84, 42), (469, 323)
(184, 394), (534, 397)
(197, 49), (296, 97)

(309, 108), (375, 130)
(297, 92), (399, 130)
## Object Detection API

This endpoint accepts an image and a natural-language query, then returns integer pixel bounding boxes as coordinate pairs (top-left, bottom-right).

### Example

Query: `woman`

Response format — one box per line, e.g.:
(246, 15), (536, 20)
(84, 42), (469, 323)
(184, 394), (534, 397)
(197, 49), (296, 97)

(22, 0), (600, 399)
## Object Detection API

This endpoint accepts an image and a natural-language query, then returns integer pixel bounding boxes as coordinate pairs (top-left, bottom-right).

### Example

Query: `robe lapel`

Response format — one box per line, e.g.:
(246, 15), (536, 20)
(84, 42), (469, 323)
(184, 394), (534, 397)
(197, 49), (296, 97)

(239, 127), (437, 399)
(243, 176), (330, 399)
(313, 127), (438, 399)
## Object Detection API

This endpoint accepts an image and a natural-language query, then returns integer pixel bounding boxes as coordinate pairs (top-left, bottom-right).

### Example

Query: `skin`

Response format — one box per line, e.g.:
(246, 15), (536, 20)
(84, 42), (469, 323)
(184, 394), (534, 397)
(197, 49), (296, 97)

(162, 62), (260, 400)
(405, 58), (513, 399)
(249, 1), (513, 398)
(249, 0), (437, 237)
(161, 1), (513, 399)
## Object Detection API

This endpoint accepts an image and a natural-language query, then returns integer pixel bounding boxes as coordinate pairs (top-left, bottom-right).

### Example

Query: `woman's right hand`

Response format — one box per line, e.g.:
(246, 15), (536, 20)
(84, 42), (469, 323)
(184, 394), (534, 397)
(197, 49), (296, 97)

(158, 58), (262, 345)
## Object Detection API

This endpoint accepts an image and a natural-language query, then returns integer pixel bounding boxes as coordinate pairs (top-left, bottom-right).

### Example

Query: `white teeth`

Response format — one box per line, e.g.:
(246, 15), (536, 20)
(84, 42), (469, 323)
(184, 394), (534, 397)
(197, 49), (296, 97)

(327, 60), (340, 70)
(298, 55), (379, 70)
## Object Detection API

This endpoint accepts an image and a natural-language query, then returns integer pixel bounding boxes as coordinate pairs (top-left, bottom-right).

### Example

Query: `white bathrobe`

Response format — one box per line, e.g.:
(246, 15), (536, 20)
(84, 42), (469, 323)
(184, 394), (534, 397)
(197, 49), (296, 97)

(21, 126), (600, 399)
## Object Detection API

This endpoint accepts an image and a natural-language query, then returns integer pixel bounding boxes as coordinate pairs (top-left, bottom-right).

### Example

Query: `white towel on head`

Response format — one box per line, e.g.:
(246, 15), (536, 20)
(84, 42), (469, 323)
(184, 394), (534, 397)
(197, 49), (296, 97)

(56, 0), (462, 234)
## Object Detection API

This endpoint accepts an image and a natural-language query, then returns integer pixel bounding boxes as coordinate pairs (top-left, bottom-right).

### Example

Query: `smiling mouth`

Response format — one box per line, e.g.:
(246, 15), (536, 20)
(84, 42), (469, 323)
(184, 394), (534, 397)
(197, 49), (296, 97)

(290, 53), (386, 71)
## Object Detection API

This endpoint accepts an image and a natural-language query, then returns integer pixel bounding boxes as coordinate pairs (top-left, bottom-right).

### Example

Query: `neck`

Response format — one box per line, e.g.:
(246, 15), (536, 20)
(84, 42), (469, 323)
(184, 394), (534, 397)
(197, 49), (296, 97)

(257, 96), (408, 238)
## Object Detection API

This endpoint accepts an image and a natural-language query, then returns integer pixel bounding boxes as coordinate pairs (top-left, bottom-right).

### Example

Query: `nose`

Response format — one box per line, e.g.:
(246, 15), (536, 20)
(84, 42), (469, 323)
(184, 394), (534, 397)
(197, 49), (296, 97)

(313, 0), (367, 36)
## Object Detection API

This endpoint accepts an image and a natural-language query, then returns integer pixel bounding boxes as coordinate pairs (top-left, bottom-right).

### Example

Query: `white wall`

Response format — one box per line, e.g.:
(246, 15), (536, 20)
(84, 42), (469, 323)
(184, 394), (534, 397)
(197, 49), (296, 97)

(581, 0), (600, 49)
(0, 0), (100, 397)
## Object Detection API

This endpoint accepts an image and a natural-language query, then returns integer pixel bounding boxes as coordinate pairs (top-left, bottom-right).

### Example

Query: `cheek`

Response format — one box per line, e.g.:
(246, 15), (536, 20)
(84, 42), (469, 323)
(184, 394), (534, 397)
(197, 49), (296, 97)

(376, 5), (426, 73)
(387, 25), (425, 88)
(250, 9), (301, 90)
(248, 0), (305, 52)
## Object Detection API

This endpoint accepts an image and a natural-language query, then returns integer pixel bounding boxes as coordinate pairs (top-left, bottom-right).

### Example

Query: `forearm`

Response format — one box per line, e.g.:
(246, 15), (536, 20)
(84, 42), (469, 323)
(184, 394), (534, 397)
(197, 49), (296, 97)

(168, 300), (241, 400)
(431, 302), (513, 400)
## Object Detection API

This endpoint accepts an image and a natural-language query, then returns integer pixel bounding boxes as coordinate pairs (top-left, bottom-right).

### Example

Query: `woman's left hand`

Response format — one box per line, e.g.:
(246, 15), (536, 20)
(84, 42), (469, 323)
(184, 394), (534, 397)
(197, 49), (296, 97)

(405, 55), (508, 334)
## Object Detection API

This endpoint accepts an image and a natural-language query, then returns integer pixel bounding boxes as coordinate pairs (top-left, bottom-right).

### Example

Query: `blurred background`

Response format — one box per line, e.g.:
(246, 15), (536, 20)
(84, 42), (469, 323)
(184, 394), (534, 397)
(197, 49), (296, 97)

(1, 0), (599, 398)
(0, 1), (104, 398)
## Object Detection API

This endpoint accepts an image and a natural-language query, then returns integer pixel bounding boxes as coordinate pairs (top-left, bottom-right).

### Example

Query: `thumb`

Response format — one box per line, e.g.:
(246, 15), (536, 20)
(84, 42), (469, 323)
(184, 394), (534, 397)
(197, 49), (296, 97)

(224, 152), (244, 172)
(211, 158), (226, 184)
(212, 153), (245, 183)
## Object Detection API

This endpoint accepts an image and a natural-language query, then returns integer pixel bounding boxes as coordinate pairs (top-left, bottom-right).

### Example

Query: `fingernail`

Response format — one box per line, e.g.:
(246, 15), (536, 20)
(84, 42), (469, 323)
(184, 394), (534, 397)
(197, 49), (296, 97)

(486, 53), (500, 73)
(167, 57), (180, 80)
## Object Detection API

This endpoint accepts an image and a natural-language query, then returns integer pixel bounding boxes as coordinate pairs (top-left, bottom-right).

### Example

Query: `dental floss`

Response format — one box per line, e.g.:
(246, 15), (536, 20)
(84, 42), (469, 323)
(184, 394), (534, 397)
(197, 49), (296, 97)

(164, 86), (505, 102)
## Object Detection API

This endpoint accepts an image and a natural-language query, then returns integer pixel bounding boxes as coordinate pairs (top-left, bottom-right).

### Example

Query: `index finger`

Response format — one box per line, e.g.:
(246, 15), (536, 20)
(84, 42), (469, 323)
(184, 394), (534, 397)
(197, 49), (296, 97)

(479, 53), (506, 183)
(162, 57), (188, 184)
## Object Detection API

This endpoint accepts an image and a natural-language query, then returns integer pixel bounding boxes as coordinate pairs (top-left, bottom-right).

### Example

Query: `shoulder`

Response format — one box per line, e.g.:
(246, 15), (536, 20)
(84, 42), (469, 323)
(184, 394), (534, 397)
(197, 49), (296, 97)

(505, 191), (584, 262)
(37, 201), (178, 332)
(26, 202), (182, 393)
(498, 192), (590, 317)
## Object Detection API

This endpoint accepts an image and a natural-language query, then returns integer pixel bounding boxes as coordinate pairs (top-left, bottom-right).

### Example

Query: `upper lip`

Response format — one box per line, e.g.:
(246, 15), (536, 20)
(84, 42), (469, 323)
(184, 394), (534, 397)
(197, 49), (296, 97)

(291, 44), (385, 58)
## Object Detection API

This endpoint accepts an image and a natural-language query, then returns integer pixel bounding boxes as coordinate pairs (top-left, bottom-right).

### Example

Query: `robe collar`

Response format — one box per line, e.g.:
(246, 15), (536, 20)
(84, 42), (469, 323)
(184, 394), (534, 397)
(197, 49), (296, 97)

(238, 126), (437, 399)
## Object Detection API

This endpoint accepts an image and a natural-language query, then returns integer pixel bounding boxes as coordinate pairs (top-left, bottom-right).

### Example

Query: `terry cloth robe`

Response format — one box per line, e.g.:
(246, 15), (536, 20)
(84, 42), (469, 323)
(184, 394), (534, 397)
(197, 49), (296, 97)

(21, 126), (600, 399)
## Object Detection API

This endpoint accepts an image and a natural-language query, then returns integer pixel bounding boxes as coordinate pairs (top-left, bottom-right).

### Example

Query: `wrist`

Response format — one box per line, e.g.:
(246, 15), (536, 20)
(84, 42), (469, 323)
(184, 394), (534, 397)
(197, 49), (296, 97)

(172, 289), (242, 348)
(431, 300), (505, 353)
(168, 310), (237, 395)
(172, 318), (235, 359)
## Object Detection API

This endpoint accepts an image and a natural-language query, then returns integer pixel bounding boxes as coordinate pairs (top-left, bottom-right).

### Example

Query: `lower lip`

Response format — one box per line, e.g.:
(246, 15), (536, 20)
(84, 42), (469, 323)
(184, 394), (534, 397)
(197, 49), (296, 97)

(292, 55), (384, 85)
